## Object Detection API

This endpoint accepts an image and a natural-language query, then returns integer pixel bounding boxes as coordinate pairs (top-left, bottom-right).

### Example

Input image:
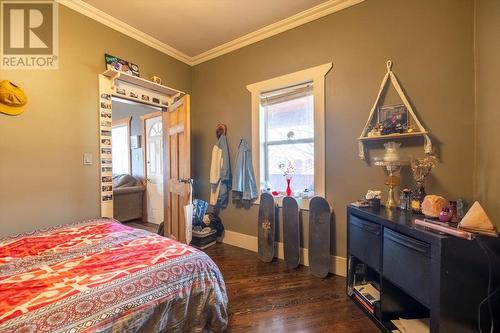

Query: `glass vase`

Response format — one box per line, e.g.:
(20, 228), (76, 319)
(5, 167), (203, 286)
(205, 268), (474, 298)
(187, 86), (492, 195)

(286, 178), (292, 197)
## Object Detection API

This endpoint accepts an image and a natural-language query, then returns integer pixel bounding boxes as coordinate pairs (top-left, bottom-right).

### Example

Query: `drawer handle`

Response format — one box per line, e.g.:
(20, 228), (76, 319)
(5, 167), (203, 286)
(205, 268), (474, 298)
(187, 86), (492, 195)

(385, 231), (429, 255)
(351, 219), (380, 235)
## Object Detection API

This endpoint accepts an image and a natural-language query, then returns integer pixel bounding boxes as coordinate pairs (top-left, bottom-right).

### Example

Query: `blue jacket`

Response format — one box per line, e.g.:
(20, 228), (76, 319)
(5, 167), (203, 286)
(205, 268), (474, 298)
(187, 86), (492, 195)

(232, 139), (258, 202)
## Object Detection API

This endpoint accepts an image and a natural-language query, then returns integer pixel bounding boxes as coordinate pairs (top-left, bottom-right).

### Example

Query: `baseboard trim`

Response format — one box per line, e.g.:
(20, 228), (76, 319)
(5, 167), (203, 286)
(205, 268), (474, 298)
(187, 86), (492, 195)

(222, 230), (347, 277)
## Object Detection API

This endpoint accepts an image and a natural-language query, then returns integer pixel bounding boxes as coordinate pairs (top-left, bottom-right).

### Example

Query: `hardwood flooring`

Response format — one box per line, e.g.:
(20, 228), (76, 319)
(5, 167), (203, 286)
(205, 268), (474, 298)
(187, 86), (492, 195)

(127, 222), (379, 332)
(204, 243), (380, 333)
(123, 220), (159, 234)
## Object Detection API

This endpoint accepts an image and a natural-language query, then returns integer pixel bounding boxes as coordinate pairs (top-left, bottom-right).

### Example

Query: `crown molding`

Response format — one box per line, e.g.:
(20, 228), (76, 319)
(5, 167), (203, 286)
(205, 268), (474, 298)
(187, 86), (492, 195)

(56, 0), (364, 67)
(56, 0), (193, 65)
(190, 0), (365, 65)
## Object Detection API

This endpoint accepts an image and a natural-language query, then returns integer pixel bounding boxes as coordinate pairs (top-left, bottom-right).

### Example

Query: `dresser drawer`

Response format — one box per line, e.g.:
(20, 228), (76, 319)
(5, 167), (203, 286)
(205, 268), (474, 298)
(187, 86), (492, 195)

(349, 215), (381, 271)
(383, 228), (431, 306)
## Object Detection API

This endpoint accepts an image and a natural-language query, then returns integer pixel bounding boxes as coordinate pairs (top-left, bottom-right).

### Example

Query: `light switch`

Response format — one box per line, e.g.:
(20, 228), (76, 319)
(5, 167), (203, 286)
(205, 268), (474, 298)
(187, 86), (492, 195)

(83, 153), (93, 165)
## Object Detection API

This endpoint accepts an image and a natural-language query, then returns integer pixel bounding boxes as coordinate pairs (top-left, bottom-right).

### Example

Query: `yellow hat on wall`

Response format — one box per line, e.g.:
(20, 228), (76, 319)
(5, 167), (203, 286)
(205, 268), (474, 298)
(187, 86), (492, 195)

(0, 80), (27, 116)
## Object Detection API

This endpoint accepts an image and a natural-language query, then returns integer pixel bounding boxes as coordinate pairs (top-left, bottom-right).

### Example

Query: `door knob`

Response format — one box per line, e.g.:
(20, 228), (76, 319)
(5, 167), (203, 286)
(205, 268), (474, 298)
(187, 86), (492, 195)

(178, 178), (193, 184)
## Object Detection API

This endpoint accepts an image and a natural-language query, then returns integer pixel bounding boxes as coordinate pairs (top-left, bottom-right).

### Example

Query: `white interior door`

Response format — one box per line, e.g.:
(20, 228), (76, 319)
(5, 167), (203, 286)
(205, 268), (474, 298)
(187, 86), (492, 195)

(146, 116), (164, 224)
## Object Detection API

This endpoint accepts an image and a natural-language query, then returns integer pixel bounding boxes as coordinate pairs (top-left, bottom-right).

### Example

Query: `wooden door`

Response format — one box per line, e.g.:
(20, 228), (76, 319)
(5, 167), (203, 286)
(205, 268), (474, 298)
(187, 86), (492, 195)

(164, 95), (191, 242)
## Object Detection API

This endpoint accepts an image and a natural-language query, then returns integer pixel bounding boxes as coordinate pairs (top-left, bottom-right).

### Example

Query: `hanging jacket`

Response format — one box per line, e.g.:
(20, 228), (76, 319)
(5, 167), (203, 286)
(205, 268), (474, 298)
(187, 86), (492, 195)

(209, 145), (222, 204)
(232, 139), (258, 202)
(209, 134), (231, 208)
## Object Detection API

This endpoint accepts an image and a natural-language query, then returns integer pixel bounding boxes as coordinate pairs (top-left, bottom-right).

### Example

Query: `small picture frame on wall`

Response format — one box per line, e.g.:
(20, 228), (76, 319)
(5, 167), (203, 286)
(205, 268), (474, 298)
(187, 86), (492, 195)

(100, 93), (111, 100)
(102, 166), (112, 173)
(101, 148), (112, 155)
(378, 104), (408, 135)
(131, 135), (141, 149)
(102, 185), (112, 192)
(102, 176), (112, 183)
(101, 112), (112, 119)
(102, 194), (113, 202)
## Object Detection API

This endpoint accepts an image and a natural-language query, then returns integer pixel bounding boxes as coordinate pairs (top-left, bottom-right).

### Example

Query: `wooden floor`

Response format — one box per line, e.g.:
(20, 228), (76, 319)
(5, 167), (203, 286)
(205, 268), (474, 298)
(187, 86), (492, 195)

(127, 222), (379, 332)
(204, 243), (380, 333)
(123, 220), (159, 234)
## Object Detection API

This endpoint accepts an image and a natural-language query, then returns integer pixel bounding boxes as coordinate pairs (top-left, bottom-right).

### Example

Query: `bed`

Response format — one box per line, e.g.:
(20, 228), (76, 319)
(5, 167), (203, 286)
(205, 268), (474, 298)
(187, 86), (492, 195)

(0, 218), (228, 333)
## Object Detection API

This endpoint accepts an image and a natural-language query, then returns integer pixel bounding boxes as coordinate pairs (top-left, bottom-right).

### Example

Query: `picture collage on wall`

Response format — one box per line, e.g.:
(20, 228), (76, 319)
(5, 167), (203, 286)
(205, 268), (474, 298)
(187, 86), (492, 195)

(114, 80), (169, 108)
(99, 92), (113, 202)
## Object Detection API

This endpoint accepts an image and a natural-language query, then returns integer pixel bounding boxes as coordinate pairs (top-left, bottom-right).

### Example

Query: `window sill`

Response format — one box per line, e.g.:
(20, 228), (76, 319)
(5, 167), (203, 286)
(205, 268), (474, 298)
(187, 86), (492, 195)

(252, 194), (313, 211)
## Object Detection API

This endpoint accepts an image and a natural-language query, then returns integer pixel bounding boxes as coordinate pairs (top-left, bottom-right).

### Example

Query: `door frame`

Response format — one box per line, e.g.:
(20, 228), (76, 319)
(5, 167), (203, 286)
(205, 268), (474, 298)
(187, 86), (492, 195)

(140, 111), (163, 224)
(98, 72), (186, 224)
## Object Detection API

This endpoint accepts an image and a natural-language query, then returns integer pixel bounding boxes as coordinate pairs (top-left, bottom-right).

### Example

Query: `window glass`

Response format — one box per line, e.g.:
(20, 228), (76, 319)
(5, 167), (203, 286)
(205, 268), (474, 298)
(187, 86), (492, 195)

(261, 87), (314, 194)
(266, 95), (314, 141)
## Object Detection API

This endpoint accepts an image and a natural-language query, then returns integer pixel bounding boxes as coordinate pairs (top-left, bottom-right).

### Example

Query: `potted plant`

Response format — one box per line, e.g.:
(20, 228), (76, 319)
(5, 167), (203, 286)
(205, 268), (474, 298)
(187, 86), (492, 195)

(410, 154), (438, 213)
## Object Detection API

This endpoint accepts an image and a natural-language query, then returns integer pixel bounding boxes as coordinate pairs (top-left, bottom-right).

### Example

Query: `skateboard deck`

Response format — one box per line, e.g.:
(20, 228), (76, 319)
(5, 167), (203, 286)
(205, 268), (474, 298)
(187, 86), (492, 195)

(308, 197), (331, 278)
(283, 196), (300, 268)
(258, 193), (275, 262)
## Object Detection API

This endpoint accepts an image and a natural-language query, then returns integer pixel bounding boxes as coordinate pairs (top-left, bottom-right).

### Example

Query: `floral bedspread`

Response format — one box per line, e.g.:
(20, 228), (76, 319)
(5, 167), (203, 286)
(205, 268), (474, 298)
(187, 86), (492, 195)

(0, 219), (228, 333)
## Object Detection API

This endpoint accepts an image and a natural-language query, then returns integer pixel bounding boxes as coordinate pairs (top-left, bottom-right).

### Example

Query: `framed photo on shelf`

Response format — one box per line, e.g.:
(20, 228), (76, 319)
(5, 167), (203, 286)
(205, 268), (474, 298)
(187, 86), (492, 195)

(378, 104), (408, 135)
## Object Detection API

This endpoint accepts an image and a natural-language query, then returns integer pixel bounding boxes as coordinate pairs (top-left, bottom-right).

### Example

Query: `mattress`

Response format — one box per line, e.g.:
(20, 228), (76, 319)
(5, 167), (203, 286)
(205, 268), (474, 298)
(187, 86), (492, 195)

(0, 219), (228, 333)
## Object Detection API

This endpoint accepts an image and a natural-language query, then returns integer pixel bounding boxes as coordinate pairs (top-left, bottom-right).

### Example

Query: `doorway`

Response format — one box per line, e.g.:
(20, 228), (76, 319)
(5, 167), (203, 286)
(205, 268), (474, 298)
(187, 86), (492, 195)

(111, 99), (163, 229)
(98, 71), (192, 242)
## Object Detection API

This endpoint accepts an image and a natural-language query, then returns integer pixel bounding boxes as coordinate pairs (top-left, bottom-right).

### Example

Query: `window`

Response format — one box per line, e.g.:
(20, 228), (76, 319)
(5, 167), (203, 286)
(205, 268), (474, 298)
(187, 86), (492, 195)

(261, 83), (314, 192)
(112, 117), (131, 175)
(247, 63), (332, 201)
(147, 122), (162, 174)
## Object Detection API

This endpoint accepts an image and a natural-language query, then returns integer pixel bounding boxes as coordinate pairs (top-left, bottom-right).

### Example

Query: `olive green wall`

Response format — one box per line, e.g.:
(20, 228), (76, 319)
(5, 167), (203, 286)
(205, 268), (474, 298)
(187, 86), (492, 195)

(0, 6), (191, 236)
(191, 0), (476, 257)
(475, 0), (500, 228)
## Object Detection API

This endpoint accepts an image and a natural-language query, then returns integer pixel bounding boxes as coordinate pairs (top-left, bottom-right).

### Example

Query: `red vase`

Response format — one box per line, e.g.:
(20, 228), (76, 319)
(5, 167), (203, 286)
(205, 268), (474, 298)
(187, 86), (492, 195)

(286, 178), (292, 196)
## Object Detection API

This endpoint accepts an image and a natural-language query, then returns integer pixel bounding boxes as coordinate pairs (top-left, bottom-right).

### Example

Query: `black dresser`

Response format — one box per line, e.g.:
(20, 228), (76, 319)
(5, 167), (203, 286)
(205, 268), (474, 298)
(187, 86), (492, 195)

(347, 205), (500, 333)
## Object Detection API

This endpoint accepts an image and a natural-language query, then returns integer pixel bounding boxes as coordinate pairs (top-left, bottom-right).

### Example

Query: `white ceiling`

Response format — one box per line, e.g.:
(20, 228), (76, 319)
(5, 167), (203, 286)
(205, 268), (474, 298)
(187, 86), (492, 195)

(62, 0), (363, 65)
(83, 0), (326, 56)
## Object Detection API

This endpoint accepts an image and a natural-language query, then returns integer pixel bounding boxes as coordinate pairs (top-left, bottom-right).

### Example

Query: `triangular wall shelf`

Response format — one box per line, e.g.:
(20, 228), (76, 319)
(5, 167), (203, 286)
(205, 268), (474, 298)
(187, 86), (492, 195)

(358, 60), (432, 160)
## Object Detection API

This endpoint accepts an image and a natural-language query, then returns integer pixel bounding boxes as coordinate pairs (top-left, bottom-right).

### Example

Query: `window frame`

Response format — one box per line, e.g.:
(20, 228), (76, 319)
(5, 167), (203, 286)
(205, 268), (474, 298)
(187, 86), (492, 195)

(247, 63), (332, 203)
(111, 117), (132, 175)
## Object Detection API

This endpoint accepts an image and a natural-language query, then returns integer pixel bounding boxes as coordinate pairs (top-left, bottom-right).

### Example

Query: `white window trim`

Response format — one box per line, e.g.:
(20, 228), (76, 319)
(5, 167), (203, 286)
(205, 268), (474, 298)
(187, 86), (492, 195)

(247, 63), (332, 205)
